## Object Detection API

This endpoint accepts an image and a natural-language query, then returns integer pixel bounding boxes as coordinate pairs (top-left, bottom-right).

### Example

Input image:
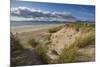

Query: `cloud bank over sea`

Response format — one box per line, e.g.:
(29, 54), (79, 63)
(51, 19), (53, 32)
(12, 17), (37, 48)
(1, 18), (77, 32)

(10, 7), (77, 22)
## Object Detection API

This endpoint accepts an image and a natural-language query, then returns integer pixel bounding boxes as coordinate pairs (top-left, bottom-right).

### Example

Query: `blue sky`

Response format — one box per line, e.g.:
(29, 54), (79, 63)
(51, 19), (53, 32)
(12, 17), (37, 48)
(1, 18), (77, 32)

(11, 0), (95, 22)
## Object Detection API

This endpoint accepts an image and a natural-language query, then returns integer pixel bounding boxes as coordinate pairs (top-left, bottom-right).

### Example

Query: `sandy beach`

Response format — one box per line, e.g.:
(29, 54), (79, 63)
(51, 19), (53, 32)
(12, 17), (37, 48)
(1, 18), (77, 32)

(11, 24), (64, 34)
(10, 24), (65, 49)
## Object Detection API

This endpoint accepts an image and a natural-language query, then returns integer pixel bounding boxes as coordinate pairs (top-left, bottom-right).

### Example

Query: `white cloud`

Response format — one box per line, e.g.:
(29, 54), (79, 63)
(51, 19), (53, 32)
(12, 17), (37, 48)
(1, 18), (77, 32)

(11, 16), (34, 21)
(10, 7), (77, 22)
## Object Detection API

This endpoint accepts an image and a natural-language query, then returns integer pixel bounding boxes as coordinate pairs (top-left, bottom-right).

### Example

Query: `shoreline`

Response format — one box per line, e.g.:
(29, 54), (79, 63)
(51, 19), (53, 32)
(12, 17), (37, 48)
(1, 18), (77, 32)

(11, 24), (65, 34)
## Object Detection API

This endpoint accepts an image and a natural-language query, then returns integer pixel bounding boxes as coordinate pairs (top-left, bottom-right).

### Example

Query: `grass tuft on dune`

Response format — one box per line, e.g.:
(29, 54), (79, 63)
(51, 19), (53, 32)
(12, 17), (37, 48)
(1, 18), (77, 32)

(11, 23), (95, 65)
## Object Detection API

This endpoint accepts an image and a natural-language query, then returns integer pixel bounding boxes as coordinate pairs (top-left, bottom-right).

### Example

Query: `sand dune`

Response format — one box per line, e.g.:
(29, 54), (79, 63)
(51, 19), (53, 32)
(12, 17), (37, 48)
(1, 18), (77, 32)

(11, 23), (95, 65)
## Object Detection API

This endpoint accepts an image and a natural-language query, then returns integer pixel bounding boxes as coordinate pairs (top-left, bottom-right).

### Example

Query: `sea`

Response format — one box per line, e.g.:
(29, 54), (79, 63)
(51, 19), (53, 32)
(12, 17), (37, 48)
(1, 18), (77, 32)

(10, 21), (65, 29)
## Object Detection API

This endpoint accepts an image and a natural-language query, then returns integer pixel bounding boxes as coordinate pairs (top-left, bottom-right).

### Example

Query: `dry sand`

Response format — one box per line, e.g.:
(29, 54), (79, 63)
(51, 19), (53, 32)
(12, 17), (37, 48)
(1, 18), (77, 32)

(10, 24), (65, 49)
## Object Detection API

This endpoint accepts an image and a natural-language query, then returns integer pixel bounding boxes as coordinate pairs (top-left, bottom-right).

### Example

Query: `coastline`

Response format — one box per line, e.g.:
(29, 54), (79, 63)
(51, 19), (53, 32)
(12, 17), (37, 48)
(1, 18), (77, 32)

(11, 24), (65, 34)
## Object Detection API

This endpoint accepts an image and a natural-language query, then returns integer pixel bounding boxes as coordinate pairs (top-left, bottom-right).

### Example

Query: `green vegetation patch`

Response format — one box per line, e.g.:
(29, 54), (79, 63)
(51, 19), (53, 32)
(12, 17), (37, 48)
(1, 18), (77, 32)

(48, 26), (63, 33)
(34, 44), (50, 64)
(57, 45), (79, 63)
(65, 23), (95, 32)
(28, 38), (40, 48)
(28, 38), (51, 64)
(76, 31), (95, 48)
